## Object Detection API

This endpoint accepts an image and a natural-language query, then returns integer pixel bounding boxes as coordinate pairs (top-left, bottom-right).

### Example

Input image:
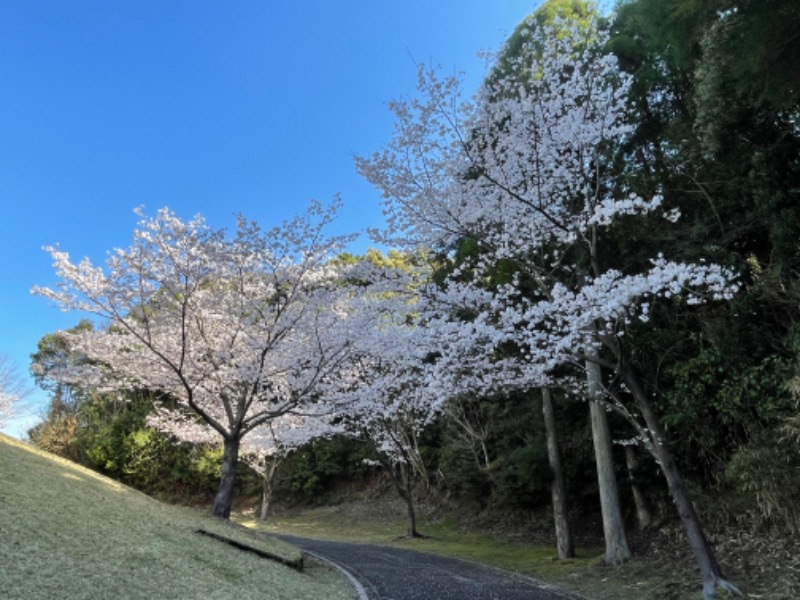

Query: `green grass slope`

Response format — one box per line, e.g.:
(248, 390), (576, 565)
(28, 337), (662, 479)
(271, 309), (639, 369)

(0, 434), (355, 600)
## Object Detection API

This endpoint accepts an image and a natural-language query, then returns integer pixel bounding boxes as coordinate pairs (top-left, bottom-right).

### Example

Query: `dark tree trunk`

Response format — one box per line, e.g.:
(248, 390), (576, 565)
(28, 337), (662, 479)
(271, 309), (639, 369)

(542, 388), (575, 559)
(393, 461), (419, 538)
(618, 358), (742, 599)
(586, 355), (631, 565)
(624, 445), (653, 531)
(212, 436), (240, 519)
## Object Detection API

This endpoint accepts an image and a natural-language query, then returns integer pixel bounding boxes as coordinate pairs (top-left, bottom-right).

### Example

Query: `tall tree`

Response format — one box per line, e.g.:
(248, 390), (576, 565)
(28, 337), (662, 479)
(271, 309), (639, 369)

(341, 260), (440, 539)
(34, 202), (362, 518)
(609, 0), (800, 498)
(347, 355), (439, 538)
(357, 13), (742, 596)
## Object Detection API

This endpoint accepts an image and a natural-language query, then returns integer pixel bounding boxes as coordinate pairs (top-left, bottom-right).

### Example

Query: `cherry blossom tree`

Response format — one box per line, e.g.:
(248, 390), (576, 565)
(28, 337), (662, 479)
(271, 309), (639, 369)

(332, 257), (441, 538)
(34, 201), (364, 518)
(346, 327), (440, 539)
(358, 14), (742, 598)
(361, 14), (636, 564)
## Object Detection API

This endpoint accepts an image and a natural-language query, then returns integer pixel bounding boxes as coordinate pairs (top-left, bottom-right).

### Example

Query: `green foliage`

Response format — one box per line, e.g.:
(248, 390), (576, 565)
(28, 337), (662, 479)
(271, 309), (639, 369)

(438, 440), (494, 507)
(666, 350), (793, 426)
(723, 429), (800, 533)
(602, 3), (800, 531)
(494, 0), (600, 73)
(29, 387), (222, 501)
(28, 409), (82, 462)
(287, 440), (343, 497)
(436, 392), (601, 513)
(30, 321), (94, 394)
(275, 436), (375, 502)
(29, 323), (228, 502)
(535, 0), (597, 25)
(491, 438), (551, 508)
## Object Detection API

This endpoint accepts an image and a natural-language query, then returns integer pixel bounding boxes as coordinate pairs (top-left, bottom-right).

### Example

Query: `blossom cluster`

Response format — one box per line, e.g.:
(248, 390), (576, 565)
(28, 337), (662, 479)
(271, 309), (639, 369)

(356, 14), (740, 409)
(34, 201), (367, 455)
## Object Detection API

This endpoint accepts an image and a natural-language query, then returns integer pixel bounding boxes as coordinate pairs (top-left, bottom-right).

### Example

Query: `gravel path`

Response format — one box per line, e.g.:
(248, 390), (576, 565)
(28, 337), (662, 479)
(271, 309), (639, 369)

(278, 534), (584, 600)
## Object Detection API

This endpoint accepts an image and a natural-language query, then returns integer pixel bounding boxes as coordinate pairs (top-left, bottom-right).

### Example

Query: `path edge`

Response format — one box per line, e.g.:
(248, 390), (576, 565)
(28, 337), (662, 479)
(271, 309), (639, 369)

(302, 549), (371, 600)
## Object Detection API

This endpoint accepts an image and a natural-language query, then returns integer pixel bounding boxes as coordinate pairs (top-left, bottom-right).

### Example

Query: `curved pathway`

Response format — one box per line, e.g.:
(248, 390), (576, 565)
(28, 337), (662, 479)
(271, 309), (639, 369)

(278, 534), (585, 600)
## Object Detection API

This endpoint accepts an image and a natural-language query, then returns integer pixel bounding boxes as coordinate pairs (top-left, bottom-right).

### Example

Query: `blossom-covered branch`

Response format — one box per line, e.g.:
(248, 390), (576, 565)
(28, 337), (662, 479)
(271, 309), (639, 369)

(33, 201), (364, 518)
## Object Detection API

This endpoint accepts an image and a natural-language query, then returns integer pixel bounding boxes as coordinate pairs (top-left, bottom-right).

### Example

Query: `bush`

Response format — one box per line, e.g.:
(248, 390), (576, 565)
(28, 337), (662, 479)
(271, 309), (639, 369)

(723, 428), (800, 533)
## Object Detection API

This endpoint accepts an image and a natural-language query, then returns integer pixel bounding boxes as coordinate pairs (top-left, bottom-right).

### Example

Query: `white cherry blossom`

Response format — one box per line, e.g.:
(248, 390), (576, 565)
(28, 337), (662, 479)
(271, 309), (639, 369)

(34, 201), (364, 518)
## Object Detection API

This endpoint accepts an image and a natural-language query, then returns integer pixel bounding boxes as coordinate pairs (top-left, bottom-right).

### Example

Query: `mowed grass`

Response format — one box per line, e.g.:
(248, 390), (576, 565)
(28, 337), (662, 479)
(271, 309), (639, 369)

(0, 434), (356, 600)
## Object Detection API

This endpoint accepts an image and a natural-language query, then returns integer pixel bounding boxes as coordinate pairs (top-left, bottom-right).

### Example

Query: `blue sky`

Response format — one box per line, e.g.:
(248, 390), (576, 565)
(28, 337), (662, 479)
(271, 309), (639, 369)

(0, 1), (539, 437)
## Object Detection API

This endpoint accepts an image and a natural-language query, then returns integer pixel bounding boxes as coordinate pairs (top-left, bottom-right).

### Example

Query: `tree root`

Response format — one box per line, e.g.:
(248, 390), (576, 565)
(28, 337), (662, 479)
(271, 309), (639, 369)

(392, 532), (432, 541)
(703, 576), (744, 599)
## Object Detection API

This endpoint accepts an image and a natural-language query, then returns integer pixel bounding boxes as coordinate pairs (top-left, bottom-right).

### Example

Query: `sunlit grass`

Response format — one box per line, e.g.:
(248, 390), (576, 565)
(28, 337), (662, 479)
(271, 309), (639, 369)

(0, 434), (355, 600)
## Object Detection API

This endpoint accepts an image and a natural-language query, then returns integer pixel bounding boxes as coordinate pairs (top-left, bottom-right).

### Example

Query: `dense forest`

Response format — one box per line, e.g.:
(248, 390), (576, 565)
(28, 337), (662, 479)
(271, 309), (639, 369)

(28, 1), (800, 598)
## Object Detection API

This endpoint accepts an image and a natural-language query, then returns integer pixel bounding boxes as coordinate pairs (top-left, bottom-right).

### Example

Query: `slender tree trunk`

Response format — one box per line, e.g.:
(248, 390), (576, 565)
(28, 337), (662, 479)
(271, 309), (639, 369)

(449, 402), (491, 470)
(389, 460), (419, 538)
(398, 461), (419, 538)
(212, 436), (240, 519)
(624, 445), (653, 531)
(259, 480), (272, 522)
(406, 430), (431, 493)
(586, 352), (631, 565)
(259, 458), (279, 522)
(619, 358), (742, 599)
(404, 471), (418, 539)
(259, 457), (280, 521)
(542, 388), (575, 559)
(479, 439), (491, 471)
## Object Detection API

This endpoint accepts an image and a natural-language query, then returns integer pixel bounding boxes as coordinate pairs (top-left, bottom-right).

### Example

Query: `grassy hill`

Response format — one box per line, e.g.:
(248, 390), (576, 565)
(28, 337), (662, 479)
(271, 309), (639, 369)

(0, 434), (355, 600)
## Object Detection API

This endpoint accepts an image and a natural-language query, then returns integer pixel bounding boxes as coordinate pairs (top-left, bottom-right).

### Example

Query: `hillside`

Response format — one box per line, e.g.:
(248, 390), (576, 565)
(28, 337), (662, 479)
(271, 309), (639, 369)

(0, 434), (355, 600)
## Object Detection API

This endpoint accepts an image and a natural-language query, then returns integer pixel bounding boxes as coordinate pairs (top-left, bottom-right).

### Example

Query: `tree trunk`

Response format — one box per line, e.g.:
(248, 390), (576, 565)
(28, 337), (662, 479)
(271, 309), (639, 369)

(479, 439), (491, 471)
(619, 358), (743, 599)
(259, 480), (272, 522)
(259, 457), (279, 522)
(542, 388), (575, 559)
(402, 462), (419, 538)
(212, 436), (240, 519)
(586, 353), (631, 565)
(624, 445), (653, 531)
(393, 461), (419, 538)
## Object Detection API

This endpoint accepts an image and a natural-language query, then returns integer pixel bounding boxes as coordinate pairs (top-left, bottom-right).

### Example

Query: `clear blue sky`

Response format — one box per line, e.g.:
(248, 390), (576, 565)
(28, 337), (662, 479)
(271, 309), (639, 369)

(0, 1), (539, 437)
